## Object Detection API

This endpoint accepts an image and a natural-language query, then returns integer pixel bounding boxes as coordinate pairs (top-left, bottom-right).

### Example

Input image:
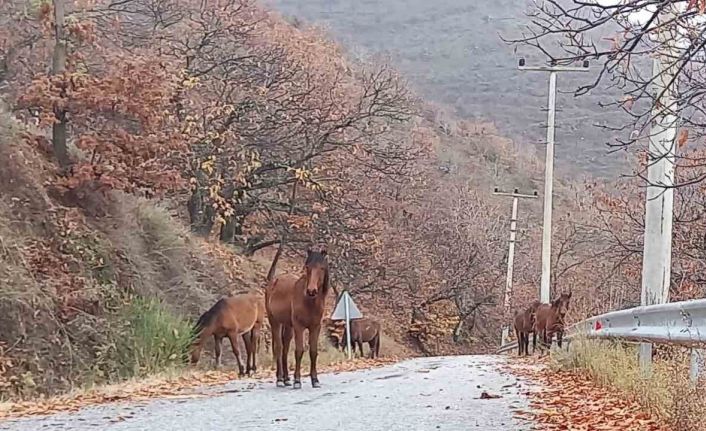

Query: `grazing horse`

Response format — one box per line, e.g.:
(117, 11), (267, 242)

(191, 292), (265, 376)
(266, 249), (330, 389)
(533, 291), (572, 351)
(340, 318), (382, 359)
(514, 300), (541, 356)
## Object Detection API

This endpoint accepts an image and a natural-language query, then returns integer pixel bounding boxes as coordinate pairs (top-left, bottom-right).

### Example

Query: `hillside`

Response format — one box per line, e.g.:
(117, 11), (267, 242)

(0, 0), (566, 400)
(266, 0), (633, 179)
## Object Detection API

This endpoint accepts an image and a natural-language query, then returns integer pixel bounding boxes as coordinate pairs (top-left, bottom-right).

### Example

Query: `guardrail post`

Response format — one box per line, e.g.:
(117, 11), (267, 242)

(690, 348), (703, 385)
(639, 343), (652, 377)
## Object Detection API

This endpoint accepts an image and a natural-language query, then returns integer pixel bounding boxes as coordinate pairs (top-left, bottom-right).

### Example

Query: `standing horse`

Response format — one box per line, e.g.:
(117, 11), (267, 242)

(513, 300), (541, 356)
(191, 292), (265, 376)
(533, 291), (572, 352)
(340, 318), (382, 359)
(266, 249), (330, 389)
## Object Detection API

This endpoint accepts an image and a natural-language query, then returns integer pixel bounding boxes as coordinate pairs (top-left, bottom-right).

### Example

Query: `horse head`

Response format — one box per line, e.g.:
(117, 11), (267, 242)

(528, 300), (542, 323)
(303, 248), (329, 297)
(551, 291), (572, 318)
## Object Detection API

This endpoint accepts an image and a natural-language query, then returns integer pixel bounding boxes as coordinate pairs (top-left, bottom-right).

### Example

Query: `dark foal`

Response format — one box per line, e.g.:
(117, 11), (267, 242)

(533, 291), (572, 352)
(340, 318), (382, 359)
(513, 300), (541, 356)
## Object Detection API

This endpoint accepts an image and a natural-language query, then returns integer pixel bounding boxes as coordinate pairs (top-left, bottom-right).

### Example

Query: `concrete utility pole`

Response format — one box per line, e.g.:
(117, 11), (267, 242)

(518, 58), (590, 303)
(494, 187), (538, 345)
(639, 23), (679, 375)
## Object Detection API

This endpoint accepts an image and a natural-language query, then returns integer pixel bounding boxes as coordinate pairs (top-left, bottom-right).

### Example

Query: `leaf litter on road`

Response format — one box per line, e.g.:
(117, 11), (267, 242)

(0, 357), (398, 420)
(504, 357), (668, 431)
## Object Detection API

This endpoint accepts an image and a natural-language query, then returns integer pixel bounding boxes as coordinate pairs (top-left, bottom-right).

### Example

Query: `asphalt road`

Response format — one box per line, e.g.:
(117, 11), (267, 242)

(1, 356), (535, 431)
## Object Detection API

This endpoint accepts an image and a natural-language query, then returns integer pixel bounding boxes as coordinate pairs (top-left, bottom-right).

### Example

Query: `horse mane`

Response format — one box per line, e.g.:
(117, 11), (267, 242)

(551, 297), (562, 309)
(193, 298), (226, 337)
(305, 250), (327, 266)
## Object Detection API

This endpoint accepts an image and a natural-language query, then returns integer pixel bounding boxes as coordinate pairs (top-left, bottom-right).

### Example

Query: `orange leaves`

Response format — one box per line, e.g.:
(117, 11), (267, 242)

(688, 0), (706, 14)
(507, 360), (667, 431)
(19, 49), (188, 195)
(677, 128), (689, 148)
(287, 214), (313, 231)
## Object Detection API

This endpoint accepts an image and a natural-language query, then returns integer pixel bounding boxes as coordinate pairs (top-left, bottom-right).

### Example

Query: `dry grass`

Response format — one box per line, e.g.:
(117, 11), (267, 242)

(553, 338), (706, 430)
(0, 102), (413, 403)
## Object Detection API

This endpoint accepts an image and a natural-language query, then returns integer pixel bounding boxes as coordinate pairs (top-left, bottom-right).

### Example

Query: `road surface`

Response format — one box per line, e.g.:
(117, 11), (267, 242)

(0, 356), (535, 431)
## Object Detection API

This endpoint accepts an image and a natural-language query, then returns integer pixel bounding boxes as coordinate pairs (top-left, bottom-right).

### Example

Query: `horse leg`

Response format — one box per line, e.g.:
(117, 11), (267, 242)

(271, 322), (284, 387)
(542, 326), (550, 350)
(375, 334), (381, 358)
(214, 335), (223, 368)
(241, 331), (253, 376)
(357, 339), (364, 358)
(190, 335), (204, 365)
(282, 325), (293, 386)
(227, 331), (245, 376)
(544, 329), (553, 352)
(292, 324), (305, 389)
(557, 329), (564, 349)
(250, 324), (261, 374)
(309, 325), (321, 388)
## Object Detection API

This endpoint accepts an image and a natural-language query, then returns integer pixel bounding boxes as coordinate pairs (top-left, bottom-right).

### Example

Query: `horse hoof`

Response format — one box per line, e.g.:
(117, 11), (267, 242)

(293, 381), (302, 390)
(276, 380), (285, 388)
(312, 381), (321, 389)
(283, 379), (292, 387)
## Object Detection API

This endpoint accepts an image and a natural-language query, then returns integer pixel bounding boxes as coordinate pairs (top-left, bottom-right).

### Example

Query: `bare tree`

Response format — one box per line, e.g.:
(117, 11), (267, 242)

(511, 0), (706, 185)
(51, 0), (71, 169)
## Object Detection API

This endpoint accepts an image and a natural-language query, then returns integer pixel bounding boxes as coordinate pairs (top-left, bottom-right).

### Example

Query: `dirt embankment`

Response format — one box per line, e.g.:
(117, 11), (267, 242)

(0, 106), (415, 402)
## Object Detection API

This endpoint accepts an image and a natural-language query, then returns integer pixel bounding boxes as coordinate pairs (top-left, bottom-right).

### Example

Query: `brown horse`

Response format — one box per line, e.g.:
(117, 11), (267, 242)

(191, 292), (265, 376)
(533, 291), (572, 352)
(514, 300), (541, 356)
(340, 318), (382, 359)
(266, 248), (330, 389)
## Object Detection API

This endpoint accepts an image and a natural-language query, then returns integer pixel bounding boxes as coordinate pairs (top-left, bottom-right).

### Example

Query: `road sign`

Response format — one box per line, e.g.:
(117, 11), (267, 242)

(331, 291), (363, 320)
(330, 291), (363, 359)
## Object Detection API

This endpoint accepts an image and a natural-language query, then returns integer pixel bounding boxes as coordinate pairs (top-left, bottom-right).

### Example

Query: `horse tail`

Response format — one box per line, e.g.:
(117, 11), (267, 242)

(193, 298), (226, 340)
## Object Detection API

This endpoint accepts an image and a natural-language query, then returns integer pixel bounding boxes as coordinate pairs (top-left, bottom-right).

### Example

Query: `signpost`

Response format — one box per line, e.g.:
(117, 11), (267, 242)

(331, 290), (363, 359)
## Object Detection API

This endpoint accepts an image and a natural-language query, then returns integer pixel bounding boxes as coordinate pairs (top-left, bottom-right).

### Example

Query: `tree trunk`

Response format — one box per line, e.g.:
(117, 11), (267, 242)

(219, 214), (243, 243)
(187, 185), (215, 236)
(452, 318), (465, 343)
(51, 0), (71, 170)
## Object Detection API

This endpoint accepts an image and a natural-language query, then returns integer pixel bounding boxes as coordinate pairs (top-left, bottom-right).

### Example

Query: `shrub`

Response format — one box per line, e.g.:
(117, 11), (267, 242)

(100, 298), (194, 380)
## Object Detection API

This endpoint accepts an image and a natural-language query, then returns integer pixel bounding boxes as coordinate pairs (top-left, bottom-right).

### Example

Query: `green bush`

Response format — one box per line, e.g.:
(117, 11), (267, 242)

(102, 298), (194, 380)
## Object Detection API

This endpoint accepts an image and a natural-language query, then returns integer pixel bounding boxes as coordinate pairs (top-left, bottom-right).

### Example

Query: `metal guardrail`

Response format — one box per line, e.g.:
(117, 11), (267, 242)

(569, 298), (706, 346)
(496, 298), (706, 354)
